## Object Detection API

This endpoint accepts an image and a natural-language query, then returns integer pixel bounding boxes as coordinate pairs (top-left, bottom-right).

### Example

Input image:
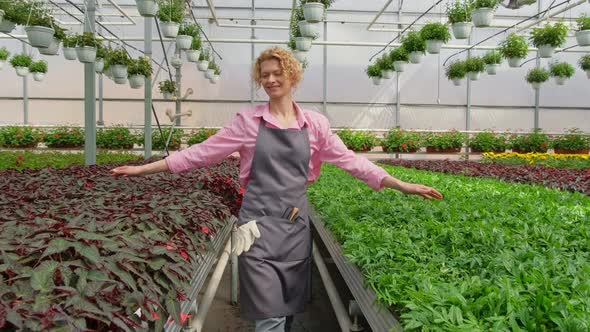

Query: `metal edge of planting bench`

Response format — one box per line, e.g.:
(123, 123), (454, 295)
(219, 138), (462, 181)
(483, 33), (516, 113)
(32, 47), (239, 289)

(164, 216), (236, 332)
(311, 211), (403, 332)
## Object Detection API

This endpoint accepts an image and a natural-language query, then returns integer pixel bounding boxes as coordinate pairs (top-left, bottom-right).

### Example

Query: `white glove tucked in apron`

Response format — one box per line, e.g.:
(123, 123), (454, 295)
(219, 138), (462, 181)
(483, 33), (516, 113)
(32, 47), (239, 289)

(232, 220), (261, 256)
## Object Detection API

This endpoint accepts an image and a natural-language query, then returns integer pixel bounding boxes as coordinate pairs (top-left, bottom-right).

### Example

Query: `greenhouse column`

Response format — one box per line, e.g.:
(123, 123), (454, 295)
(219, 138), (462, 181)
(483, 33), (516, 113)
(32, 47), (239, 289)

(323, 20), (327, 114)
(97, 24), (104, 126)
(533, 0), (542, 130)
(175, 45), (181, 127)
(395, 0), (402, 127)
(250, 0), (256, 106)
(466, 34), (473, 160)
(84, 0), (97, 165)
(144, 18), (153, 159)
(22, 42), (28, 124)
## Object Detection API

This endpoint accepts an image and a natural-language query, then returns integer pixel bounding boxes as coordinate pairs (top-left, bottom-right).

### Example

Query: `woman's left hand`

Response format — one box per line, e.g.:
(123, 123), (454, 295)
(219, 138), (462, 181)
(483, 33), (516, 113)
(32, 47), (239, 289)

(401, 183), (443, 200)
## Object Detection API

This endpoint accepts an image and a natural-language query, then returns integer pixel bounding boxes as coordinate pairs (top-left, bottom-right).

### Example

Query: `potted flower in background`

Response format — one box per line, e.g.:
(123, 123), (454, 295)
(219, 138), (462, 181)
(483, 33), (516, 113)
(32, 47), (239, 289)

(447, 0), (473, 39)
(210, 67), (221, 84)
(205, 60), (216, 79)
(0, 47), (9, 70)
(186, 34), (201, 62)
(445, 60), (467, 86)
(197, 48), (210, 71)
(389, 47), (409, 72)
(336, 129), (378, 152)
(579, 54), (590, 78)
(9, 53), (32, 77)
(401, 31), (426, 63)
(469, 131), (507, 153)
(158, 79), (177, 99)
(424, 130), (466, 153)
(366, 64), (383, 86)
(301, 0), (334, 23)
(24, 4), (55, 49)
(381, 127), (422, 153)
(128, 56), (152, 89)
(75, 32), (99, 63)
(177, 22), (199, 50)
(482, 50), (502, 74)
(292, 17), (312, 52)
(499, 33), (529, 67)
(471, 0), (500, 27)
(420, 22), (451, 54)
(62, 34), (78, 60)
(95, 44), (108, 73)
(296, 5), (319, 39)
(525, 67), (549, 89)
(29, 60), (47, 82)
(108, 48), (131, 81)
(465, 56), (485, 80)
(510, 129), (549, 153)
(136, 0), (158, 17)
(529, 22), (568, 58)
(551, 128), (590, 154)
(549, 61), (574, 85)
(0, 0), (30, 33)
(376, 55), (395, 79)
(575, 14), (590, 46)
(157, 0), (184, 38)
(288, 39), (307, 63)
(38, 25), (64, 56)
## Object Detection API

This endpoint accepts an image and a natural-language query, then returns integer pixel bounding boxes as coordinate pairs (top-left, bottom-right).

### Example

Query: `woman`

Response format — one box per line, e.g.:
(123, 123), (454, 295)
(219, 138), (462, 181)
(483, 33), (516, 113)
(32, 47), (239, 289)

(111, 47), (443, 332)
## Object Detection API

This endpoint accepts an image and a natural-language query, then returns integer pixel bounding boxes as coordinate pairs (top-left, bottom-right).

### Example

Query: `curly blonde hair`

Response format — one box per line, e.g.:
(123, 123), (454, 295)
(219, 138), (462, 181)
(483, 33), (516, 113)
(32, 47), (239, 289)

(252, 47), (303, 89)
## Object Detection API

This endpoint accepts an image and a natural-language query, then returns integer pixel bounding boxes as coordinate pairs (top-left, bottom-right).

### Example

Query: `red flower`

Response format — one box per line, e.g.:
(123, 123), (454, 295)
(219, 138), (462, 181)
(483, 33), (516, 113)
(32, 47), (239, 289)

(166, 244), (174, 250)
(225, 177), (232, 184)
(179, 250), (189, 260)
(202, 226), (210, 235)
(176, 291), (187, 301)
(151, 312), (160, 320)
(55, 134), (61, 139)
(180, 313), (191, 323)
(401, 143), (407, 149)
(239, 187), (245, 195)
(408, 140), (414, 145)
(83, 182), (94, 188)
(17, 156), (23, 161)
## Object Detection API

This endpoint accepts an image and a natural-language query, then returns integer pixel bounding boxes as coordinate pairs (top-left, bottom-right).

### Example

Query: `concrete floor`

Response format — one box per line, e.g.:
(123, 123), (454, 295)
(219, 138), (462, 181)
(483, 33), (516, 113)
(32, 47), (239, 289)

(201, 261), (341, 332)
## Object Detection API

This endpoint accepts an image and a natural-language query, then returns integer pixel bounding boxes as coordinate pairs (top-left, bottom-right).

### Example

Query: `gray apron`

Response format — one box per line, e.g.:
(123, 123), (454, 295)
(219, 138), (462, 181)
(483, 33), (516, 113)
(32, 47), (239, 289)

(237, 118), (312, 320)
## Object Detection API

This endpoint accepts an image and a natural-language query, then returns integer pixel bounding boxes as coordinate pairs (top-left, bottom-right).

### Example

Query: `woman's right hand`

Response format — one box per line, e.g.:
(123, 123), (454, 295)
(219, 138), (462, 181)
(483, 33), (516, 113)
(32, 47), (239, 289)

(110, 165), (144, 177)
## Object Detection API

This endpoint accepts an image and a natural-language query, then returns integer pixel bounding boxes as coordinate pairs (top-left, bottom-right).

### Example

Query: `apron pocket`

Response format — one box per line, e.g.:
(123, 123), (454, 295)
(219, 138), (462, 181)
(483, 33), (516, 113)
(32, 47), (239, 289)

(243, 215), (311, 262)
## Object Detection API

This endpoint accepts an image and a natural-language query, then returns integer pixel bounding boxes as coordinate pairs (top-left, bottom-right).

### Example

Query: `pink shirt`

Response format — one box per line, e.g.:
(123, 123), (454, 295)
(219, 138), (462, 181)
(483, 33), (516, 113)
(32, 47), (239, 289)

(165, 102), (390, 191)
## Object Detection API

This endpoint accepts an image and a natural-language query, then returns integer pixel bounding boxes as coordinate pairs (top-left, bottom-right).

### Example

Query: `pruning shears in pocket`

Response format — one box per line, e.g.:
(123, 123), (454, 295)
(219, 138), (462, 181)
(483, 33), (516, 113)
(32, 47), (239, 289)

(281, 207), (299, 222)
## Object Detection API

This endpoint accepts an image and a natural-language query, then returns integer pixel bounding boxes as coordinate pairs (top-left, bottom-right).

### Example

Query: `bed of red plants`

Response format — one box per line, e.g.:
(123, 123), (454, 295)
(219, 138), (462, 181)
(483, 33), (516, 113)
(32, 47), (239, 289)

(0, 157), (241, 331)
(377, 159), (590, 196)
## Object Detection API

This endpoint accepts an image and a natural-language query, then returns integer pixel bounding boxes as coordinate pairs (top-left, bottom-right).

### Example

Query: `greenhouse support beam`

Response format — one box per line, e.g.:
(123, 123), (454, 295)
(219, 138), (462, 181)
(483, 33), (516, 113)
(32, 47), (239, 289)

(312, 241), (353, 332)
(367, 0), (394, 31)
(250, 0), (256, 106)
(323, 21), (328, 114)
(533, 0), (543, 130)
(83, 0), (96, 166)
(516, 0), (586, 33)
(175, 45), (182, 127)
(466, 34), (473, 160)
(22, 42), (28, 124)
(205, 0), (288, 30)
(105, 0), (136, 25)
(395, 0), (402, 128)
(144, 17), (153, 159)
(191, 239), (232, 332)
(97, 22), (104, 126)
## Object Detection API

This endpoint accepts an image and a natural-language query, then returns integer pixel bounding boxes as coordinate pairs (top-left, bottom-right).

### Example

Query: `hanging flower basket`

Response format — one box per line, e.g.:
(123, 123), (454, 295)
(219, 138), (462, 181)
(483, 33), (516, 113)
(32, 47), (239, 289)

(531, 82), (542, 89)
(163, 91), (173, 100)
(0, 19), (15, 33)
(293, 50), (307, 62)
(554, 76), (568, 85)
(135, 0), (158, 17)
(507, 57), (522, 68)
(303, 2), (325, 23)
(485, 63), (499, 75)
(393, 61), (406, 72)
(575, 30), (590, 46)
(409, 51), (423, 64)
(452, 78), (462, 86)
(38, 38), (60, 56)
(197, 60), (209, 71)
(33, 72), (45, 82)
(451, 22), (472, 39)
(210, 74), (220, 84)
(186, 49), (200, 62)
(0, 61), (5, 70)
(160, 21), (180, 38)
(111, 64), (128, 79)
(76, 46), (97, 63)
(95, 58), (104, 73)
(468, 71), (481, 80)
(537, 44), (555, 58)
(205, 68), (215, 79)
(371, 76), (383, 85)
(25, 26), (55, 48)
(176, 35), (192, 50)
(129, 74), (145, 89)
(425, 40), (443, 54)
(586, 69), (590, 79)
(471, 8), (494, 27)
(15, 66), (30, 77)
(298, 21), (319, 39)
(114, 76), (127, 85)
(63, 47), (77, 60)
(381, 69), (394, 79)
(295, 37), (312, 51)
(0, 9), (4, 24)
(171, 56), (182, 68)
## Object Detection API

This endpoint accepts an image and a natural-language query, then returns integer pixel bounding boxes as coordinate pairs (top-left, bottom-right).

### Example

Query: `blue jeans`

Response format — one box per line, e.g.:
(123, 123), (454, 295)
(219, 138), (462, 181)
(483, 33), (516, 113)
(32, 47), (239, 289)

(255, 315), (294, 332)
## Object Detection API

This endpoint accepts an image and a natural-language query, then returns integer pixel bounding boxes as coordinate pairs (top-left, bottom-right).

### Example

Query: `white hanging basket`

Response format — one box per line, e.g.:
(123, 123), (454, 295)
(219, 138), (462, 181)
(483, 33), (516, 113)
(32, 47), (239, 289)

(468, 71), (481, 80)
(451, 22), (472, 39)
(537, 44), (555, 58)
(210, 74), (220, 84)
(95, 58), (104, 73)
(160, 21), (180, 38)
(409, 51), (423, 64)
(0, 9), (4, 24)
(197, 60), (209, 71)
(111, 64), (128, 79)
(554, 76), (567, 85)
(371, 76), (383, 85)
(298, 21), (319, 39)
(575, 30), (590, 46)
(176, 35), (192, 50)
(425, 40), (443, 54)
(531, 82), (542, 89)
(76, 46), (97, 63)
(586, 69), (590, 79)
(295, 37), (312, 51)
(472, 8), (494, 27)
(186, 49), (200, 62)
(0, 19), (15, 33)
(33, 72), (45, 82)
(293, 50), (307, 62)
(0, 60), (4, 70)
(381, 69), (394, 79)
(129, 74), (145, 89)
(507, 57), (522, 68)
(15, 66), (29, 77)
(114, 76), (127, 85)
(171, 56), (182, 68)
(163, 91), (173, 100)
(205, 69), (215, 79)
(63, 47), (77, 60)
(485, 63), (499, 75)
(393, 61), (406, 72)
(135, 0), (158, 17)
(303, 2), (325, 23)
(25, 26), (55, 48)
(38, 38), (60, 56)
(452, 78), (462, 86)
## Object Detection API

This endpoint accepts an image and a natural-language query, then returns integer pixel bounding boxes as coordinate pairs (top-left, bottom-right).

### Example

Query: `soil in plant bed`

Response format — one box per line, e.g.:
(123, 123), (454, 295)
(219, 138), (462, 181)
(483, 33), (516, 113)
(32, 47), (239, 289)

(383, 147), (419, 153)
(553, 148), (590, 155)
(470, 148), (506, 154)
(0, 143), (39, 149)
(426, 146), (461, 153)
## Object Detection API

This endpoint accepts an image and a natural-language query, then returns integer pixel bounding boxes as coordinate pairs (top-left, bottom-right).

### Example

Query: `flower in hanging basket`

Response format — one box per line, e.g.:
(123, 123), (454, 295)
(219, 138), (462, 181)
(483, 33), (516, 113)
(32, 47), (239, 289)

(29, 60), (47, 73)
(578, 54), (590, 77)
(529, 22), (568, 48)
(464, 56), (485, 73)
(445, 60), (467, 84)
(446, 0), (472, 24)
(401, 31), (426, 55)
(128, 56), (153, 78)
(9, 53), (32, 68)
(156, 0), (185, 23)
(382, 128), (422, 153)
(75, 31), (99, 48)
(420, 22), (451, 43)
(0, 47), (10, 62)
(158, 79), (177, 94)
(499, 33), (529, 59)
(469, 131), (507, 153)
(549, 61), (575, 79)
(482, 50), (502, 65)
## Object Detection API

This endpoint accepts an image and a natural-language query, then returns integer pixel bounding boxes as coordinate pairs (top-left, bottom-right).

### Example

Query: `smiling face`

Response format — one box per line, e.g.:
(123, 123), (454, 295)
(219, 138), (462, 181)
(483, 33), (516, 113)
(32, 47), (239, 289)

(259, 59), (293, 100)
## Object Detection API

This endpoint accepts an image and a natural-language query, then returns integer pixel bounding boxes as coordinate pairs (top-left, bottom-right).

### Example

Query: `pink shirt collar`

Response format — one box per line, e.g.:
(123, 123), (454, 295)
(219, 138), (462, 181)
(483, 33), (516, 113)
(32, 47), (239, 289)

(254, 102), (308, 129)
